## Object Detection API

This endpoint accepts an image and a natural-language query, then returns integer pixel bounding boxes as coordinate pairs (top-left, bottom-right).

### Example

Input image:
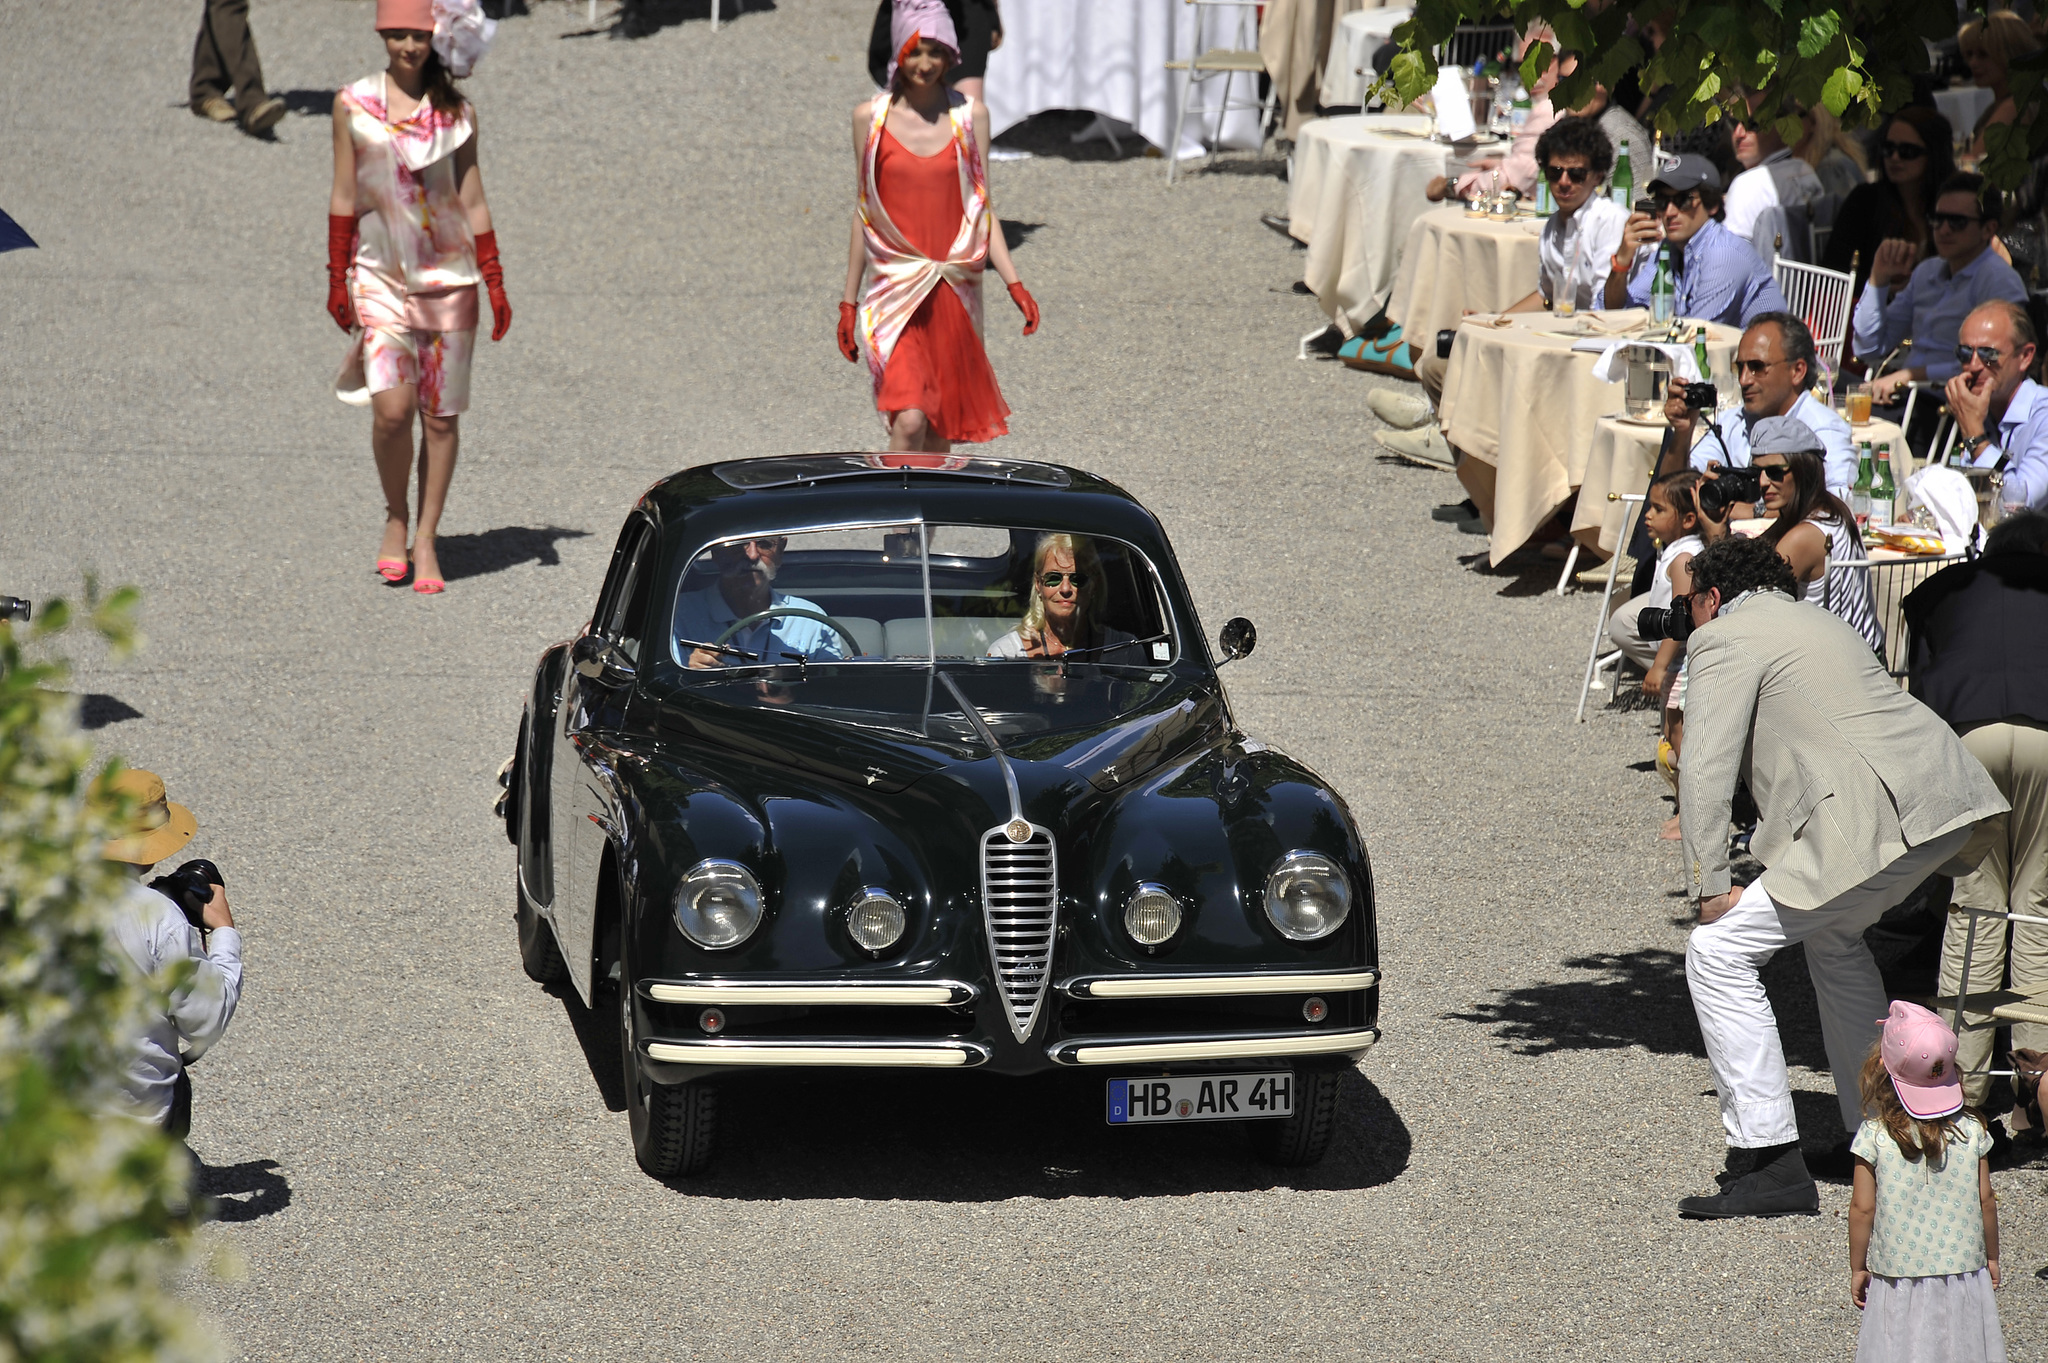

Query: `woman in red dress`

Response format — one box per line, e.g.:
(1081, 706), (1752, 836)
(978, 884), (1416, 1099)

(837, 0), (1038, 452)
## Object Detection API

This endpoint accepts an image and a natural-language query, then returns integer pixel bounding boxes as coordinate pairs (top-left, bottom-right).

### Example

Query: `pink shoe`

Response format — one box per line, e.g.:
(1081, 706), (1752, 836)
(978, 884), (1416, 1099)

(377, 557), (409, 583)
(413, 576), (445, 595)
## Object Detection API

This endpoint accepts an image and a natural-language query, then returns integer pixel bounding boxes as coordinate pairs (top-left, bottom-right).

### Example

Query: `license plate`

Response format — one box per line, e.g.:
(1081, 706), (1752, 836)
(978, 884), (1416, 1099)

(1105, 1072), (1294, 1124)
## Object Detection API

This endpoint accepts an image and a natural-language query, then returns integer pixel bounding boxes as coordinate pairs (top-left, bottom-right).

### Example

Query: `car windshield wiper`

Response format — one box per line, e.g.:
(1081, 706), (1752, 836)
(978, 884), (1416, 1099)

(1051, 632), (1171, 673)
(677, 637), (762, 663)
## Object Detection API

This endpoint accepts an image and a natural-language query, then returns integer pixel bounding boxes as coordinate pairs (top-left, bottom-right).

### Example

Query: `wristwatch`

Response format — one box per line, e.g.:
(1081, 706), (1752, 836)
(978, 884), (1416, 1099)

(1965, 432), (1996, 458)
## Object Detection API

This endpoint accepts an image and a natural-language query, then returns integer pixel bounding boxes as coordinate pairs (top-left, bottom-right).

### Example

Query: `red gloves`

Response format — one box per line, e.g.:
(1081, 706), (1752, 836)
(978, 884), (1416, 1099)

(474, 230), (511, 341)
(1008, 281), (1040, 336)
(837, 302), (860, 362)
(327, 214), (357, 331)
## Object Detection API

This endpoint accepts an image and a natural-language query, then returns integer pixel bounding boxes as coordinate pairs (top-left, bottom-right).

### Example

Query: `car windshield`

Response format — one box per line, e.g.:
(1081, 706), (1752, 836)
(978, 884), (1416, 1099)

(668, 523), (1177, 671)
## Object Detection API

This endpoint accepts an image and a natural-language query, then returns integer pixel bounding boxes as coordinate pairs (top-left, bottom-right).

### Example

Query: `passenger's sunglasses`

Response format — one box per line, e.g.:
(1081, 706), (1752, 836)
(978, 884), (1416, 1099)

(1957, 344), (2007, 366)
(1733, 358), (1788, 377)
(1040, 571), (1090, 589)
(1755, 463), (1793, 483)
(1879, 140), (1927, 161)
(1542, 164), (1593, 184)
(1930, 211), (1987, 232)
(1649, 190), (1701, 213)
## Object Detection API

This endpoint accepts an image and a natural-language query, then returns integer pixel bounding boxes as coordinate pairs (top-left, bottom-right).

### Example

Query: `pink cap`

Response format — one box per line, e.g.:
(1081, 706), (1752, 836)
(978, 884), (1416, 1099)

(376, 0), (434, 31)
(1880, 1000), (1964, 1119)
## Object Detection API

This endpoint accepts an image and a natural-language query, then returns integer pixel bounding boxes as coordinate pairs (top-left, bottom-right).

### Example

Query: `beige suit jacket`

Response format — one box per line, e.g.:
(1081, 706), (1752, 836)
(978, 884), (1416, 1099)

(1679, 591), (2007, 910)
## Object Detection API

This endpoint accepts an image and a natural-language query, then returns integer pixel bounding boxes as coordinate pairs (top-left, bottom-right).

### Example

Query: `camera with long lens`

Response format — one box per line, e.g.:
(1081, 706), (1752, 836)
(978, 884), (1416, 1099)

(1639, 595), (1696, 644)
(149, 858), (224, 931)
(1, 596), (29, 623)
(1675, 380), (1717, 410)
(1697, 466), (1763, 521)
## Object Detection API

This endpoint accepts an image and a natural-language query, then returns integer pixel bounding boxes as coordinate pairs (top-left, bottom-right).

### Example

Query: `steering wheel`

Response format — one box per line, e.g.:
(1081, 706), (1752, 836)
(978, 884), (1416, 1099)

(712, 607), (866, 658)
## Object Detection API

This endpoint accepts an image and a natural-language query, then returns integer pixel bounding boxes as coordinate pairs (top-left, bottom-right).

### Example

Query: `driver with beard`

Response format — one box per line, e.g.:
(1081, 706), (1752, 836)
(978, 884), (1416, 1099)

(673, 535), (849, 669)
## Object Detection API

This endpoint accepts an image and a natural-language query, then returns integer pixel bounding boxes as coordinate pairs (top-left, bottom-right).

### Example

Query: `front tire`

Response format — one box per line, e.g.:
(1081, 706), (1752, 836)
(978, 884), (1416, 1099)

(619, 975), (717, 1177)
(1249, 1068), (1341, 1166)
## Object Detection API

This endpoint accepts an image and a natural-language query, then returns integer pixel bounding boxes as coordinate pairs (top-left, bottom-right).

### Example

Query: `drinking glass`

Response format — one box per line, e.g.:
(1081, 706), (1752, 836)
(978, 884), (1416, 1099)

(1846, 382), (1872, 426)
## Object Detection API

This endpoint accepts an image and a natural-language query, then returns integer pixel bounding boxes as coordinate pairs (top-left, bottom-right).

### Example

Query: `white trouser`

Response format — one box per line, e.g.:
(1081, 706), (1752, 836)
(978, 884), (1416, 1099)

(1685, 827), (1972, 1148)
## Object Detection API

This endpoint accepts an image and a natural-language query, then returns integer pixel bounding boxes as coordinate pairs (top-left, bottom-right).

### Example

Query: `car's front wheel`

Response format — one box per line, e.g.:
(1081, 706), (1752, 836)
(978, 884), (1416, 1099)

(618, 977), (717, 1178)
(1249, 1068), (1341, 1166)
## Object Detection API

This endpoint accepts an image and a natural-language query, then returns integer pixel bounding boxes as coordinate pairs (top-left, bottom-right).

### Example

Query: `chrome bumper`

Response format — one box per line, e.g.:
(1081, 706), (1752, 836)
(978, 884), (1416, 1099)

(641, 978), (977, 1007)
(1061, 969), (1378, 1000)
(1047, 1026), (1380, 1066)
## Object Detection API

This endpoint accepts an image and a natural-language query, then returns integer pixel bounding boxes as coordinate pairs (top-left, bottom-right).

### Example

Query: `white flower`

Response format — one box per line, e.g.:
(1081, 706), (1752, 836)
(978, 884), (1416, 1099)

(432, 0), (497, 78)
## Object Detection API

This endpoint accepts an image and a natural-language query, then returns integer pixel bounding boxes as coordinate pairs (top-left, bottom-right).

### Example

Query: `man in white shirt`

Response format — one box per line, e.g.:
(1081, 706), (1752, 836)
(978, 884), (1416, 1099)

(1661, 311), (1858, 497)
(100, 769), (242, 1136)
(1724, 113), (1823, 263)
(1947, 300), (2048, 513)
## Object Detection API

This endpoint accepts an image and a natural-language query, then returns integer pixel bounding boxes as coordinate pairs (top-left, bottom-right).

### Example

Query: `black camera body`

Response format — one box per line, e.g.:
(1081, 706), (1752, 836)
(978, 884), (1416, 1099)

(1639, 595), (1696, 644)
(1697, 466), (1763, 520)
(1676, 380), (1717, 410)
(149, 859), (223, 930)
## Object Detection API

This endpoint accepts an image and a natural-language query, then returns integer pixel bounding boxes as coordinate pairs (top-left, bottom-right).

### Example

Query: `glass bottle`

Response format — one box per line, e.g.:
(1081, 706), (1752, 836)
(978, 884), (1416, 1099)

(1852, 441), (1875, 524)
(1611, 139), (1634, 210)
(1692, 325), (1711, 384)
(1871, 442), (1897, 522)
(1649, 243), (1675, 325)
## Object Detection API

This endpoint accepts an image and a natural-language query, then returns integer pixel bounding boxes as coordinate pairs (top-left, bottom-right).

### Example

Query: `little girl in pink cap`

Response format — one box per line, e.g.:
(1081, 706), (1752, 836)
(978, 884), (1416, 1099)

(1848, 1001), (2006, 1362)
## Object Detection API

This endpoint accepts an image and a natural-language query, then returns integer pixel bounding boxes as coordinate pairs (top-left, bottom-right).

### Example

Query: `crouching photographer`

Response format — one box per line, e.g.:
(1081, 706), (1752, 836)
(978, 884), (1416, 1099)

(100, 769), (242, 1139)
(1671, 535), (2006, 1220)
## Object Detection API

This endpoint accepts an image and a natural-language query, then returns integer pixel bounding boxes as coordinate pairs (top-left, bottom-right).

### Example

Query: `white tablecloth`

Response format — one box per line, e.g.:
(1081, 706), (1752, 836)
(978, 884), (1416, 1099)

(1319, 5), (1409, 109)
(983, 0), (1264, 159)
(1933, 85), (1995, 142)
(1287, 113), (1447, 332)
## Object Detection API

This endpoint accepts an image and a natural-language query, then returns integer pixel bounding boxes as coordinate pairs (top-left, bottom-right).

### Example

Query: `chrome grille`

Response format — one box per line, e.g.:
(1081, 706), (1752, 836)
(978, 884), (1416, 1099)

(979, 825), (1058, 1042)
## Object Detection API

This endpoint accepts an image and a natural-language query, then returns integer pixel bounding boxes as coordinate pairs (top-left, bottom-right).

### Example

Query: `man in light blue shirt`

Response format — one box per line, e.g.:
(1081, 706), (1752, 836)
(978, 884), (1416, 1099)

(1854, 173), (2027, 400)
(671, 536), (847, 668)
(1664, 312), (1857, 496)
(1604, 155), (1789, 326)
(1947, 300), (2048, 513)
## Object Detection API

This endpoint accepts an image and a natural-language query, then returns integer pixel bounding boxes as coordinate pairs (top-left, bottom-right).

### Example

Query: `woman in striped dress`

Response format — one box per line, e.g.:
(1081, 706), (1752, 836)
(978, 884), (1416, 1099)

(1752, 447), (1885, 653)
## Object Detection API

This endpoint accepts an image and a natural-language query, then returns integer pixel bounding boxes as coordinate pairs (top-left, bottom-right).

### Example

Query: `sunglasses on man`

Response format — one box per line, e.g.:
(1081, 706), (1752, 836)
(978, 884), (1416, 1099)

(1879, 140), (1926, 161)
(1930, 210), (1988, 232)
(1956, 344), (2008, 366)
(1541, 164), (1594, 184)
(1647, 190), (1701, 213)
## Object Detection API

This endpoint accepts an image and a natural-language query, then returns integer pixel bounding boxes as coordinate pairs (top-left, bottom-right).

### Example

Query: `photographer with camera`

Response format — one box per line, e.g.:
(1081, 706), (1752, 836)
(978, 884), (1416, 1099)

(99, 769), (242, 1139)
(1661, 312), (1857, 500)
(1671, 535), (2005, 1219)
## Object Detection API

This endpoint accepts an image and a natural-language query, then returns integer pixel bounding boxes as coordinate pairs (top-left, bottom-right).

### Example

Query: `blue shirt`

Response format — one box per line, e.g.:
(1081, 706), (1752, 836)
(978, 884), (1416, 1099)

(1690, 389), (1859, 495)
(670, 585), (847, 666)
(1973, 376), (2048, 511)
(1624, 218), (1789, 327)
(1851, 248), (2028, 383)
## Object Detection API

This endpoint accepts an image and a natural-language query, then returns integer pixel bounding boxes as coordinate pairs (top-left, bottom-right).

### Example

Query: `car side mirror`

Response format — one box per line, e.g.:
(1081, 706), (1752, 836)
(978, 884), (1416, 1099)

(1216, 617), (1256, 666)
(572, 633), (636, 683)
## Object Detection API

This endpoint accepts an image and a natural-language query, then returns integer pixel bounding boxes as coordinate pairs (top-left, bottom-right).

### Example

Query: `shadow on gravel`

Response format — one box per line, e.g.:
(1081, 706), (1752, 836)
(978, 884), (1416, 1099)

(551, 983), (628, 1113)
(579, 0), (773, 39)
(433, 526), (591, 582)
(990, 110), (1153, 163)
(75, 693), (143, 730)
(195, 1157), (293, 1223)
(1001, 219), (1045, 252)
(660, 1066), (1409, 1201)
(278, 89), (338, 118)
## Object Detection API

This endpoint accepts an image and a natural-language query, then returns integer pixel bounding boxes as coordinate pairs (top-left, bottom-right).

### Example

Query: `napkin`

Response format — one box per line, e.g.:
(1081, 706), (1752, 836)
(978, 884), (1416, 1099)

(1588, 340), (1706, 385)
(1905, 465), (1979, 544)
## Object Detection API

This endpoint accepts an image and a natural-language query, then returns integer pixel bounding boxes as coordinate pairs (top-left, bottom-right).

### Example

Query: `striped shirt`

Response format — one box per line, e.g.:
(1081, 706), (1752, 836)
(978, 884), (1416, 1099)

(1806, 514), (1885, 653)
(1623, 218), (1789, 327)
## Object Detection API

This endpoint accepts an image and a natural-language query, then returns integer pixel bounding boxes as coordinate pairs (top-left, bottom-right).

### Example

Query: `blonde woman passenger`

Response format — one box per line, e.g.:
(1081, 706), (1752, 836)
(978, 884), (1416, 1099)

(987, 534), (1133, 660)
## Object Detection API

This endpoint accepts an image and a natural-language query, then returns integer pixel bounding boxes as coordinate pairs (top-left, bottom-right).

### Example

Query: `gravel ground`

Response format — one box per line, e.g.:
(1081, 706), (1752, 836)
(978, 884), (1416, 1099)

(3, 1), (2044, 1357)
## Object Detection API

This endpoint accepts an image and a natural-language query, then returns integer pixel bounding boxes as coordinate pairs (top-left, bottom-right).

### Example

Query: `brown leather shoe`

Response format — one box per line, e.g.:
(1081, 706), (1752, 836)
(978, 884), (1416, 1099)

(238, 95), (287, 136)
(195, 96), (236, 123)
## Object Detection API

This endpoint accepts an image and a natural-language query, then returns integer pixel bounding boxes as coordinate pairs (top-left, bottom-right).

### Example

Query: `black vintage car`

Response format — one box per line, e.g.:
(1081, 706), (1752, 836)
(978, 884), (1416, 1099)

(500, 453), (1381, 1177)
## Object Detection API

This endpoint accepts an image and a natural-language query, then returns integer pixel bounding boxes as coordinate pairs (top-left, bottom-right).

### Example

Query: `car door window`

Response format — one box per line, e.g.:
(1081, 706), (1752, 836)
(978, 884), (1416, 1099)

(597, 519), (655, 664)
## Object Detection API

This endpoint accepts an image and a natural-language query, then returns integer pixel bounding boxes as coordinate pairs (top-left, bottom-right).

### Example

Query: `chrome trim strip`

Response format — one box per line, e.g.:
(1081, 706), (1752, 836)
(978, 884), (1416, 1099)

(1049, 1027), (1380, 1066)
(643, 979), (974, 1006)
(1067, 970), (1379, 1000)
(643, 1039), (985, 1067)
(938, 671), (1022, 823)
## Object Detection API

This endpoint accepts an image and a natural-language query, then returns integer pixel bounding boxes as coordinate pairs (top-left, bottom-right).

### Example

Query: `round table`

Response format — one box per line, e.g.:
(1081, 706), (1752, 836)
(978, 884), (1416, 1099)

(1287, 113), (1450, 334)
(1317, 5), (1409, 109)
(1386, 205), (1544, 344)
(983, 0), (1264, 159)
(1435, 311), (1742, 565)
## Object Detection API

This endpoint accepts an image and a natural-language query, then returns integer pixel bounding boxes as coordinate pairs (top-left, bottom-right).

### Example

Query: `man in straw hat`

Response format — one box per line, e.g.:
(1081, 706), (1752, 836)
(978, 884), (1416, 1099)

(100, 769), (242, 1138)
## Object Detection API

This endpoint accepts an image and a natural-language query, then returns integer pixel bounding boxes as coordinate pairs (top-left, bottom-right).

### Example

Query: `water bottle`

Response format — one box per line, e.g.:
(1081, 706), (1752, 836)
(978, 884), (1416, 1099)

(1871, 442), (1897, 523)
(1649, 244), (1675, 325)
(1692, 325), (1710, 384)
(1852, 442), (1875, 524)
(1611, 139), (1634, 210)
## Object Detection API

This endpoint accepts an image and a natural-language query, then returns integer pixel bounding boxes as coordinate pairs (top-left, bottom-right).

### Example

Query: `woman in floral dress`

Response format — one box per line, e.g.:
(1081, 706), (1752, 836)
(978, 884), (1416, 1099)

(327, 0), (508, 594)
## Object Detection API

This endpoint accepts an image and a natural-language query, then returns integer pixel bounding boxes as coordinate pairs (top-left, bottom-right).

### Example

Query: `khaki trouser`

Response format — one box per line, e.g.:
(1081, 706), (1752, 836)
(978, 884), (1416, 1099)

(1938, 721), (2048, 1106)
(1416, 348), (1447, 406)
(190, 0), (266, 112)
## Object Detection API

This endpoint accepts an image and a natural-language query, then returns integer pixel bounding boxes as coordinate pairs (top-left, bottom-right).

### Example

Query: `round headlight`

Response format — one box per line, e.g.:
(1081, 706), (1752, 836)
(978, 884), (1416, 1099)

(847, 889), (907, 952)
(674, 859), (764, 949)
(1263, 852), (1351, 941)
(1124, 883), (1183, 947)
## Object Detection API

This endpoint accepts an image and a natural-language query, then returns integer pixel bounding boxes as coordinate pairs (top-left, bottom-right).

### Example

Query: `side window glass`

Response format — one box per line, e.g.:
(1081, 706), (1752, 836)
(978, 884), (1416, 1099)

(611, 530), (656, 665)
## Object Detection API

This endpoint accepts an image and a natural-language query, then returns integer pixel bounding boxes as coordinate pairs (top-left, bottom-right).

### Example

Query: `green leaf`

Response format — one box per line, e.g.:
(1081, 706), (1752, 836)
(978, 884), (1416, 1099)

(1692, 70), (1722, 107)
(1389, 49), (1435, 106)
(1821, 67), (1853, 116)
(1798, 11), (1842, 58)
(1518, 40), (1555, 94)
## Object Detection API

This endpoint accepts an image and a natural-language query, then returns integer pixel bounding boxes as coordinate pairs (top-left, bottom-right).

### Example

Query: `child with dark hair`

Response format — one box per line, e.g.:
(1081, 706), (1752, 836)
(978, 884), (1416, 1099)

(1609, 469), (1704, 695)
(1849, 1003), (2005, 1362)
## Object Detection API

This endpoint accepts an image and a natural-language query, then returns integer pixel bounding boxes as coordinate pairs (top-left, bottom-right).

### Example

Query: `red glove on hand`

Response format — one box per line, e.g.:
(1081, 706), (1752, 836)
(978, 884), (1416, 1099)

(837, 302), (860, 362)
(1008, 281), (1040, 336)
(474, 230), (511, 341)
(326, 214), (357, 331)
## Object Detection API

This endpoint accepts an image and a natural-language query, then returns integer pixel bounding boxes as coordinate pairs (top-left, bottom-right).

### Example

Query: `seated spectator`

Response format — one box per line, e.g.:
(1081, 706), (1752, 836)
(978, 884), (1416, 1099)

(1853, 173), (2027, 404)
(1744, 422), (1885, 653)
(1662, 312), (1857, 495)
(1821, 107), (1953, 307)
(1569, 75), (1650, 172)
(1793, 104), (1870, 203)
(1960, 10), (2040, 160)
(1608, 469), (1704, 692)
(1947, 300), (2048, 514)
(1725, 102), (1824, 263)
(987, 533), (1133, 659)
(1603, 155), (1791, 325)
(1903, 508), (2048, 1115)
(1425, 31), (1562, 203)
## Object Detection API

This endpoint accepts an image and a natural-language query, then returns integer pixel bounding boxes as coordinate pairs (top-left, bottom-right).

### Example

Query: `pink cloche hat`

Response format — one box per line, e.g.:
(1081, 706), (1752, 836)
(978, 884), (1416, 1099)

(375, 0), (434, 30)
(1879, 1000), (1965, 1120)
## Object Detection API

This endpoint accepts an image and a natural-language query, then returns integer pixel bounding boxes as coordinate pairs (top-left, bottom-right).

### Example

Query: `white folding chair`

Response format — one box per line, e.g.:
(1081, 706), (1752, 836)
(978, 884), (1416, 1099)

(1574, 493), (1643, 722)
(1443, 23), (1517, 70)
(1825, 550), (1967, 677)
(1899, 381), (1959, 464)
(1165, 0), (1272, 184)
(1772, 258), (1854, 380)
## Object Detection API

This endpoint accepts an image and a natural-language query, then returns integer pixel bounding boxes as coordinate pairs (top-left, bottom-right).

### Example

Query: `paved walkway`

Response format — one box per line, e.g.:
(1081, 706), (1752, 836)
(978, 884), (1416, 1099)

(2, 1), (2040, 1357)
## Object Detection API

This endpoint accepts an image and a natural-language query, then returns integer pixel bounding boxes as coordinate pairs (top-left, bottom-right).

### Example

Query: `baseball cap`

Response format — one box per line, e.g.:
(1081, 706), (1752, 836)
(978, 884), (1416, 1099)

(1880, 1000), (1964, 1120)
(1748, 415), (1824, 457)
(1646, 153), (1721, 195)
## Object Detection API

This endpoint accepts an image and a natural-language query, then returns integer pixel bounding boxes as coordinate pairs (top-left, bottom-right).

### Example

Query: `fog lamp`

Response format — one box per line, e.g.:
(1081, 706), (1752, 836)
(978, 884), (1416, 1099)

(1124, 883), (1183, 947)
(847, 889), (907, 952)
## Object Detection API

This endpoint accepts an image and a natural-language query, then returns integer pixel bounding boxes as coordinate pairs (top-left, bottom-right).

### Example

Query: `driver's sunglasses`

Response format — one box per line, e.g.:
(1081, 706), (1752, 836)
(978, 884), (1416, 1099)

(1649, 190), (1701, 213)
(1733, 358), (1787, 377)
(1040, 571), (1090, 589)
(1542, 164), (1593, 184)
(1957, 343), (2006, 366)
(1756, 463), (1793, 483)
(1879, 139), (1926, 161)
(1930, 211), (1987, 232)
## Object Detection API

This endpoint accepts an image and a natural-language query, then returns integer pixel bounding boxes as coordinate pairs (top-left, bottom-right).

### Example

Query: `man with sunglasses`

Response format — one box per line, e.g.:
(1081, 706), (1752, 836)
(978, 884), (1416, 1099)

(1852, 173), (2026, 407)
(1664, 311), (1857, 498)
(673, 535), (848, 669)
(1603, 155), (1788, 326)
(1947, 300), (2048, 513)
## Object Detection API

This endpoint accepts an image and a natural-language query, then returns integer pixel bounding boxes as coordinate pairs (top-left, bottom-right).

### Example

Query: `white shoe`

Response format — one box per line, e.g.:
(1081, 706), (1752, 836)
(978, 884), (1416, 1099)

(1375, 426), (1454, 469)
(1368, 390), (1434, 429)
